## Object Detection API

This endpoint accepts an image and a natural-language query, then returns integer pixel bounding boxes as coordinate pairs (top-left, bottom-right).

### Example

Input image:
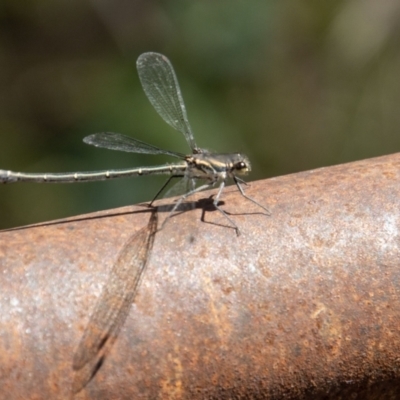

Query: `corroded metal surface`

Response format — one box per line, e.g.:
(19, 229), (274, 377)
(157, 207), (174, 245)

(1, 153), (400, 399)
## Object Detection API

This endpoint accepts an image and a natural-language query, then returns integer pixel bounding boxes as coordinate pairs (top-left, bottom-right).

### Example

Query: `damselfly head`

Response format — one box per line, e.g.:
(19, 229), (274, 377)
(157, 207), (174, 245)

(231, 154), (251, 175)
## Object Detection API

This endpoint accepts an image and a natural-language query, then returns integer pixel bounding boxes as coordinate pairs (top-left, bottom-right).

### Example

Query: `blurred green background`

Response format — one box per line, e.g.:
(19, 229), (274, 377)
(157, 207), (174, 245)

(1, 1), (400, 229)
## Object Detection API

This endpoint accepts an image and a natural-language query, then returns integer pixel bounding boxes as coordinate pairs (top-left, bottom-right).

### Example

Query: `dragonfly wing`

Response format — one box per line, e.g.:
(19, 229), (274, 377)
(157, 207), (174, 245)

(137, 52), (199, 153)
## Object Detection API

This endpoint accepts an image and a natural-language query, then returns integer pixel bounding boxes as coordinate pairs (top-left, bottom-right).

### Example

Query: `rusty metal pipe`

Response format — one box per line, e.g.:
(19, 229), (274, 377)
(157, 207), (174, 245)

(1, 153), (400, 399)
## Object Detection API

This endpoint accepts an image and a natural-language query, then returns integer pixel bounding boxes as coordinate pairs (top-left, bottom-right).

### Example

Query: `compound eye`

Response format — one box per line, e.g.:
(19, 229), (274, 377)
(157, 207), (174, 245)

(236, 161), (247, 170)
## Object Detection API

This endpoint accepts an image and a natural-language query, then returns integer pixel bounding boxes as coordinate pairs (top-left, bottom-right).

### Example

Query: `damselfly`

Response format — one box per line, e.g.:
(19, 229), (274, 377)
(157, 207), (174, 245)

(0, 52), (269, 234)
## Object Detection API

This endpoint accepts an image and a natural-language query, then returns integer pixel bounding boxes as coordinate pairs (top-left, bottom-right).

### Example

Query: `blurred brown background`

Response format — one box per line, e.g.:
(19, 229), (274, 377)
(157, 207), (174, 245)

(1, 1), (400, 229)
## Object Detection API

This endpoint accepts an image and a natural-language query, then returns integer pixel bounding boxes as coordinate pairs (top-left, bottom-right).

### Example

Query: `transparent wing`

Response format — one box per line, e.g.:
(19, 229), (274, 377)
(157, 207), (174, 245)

(164, 175), (196, 200)
(72, 209), (158, 393)
(83, 132), (184, 159)
(161, 176), (198, 213)
(137, 52), (199, 153)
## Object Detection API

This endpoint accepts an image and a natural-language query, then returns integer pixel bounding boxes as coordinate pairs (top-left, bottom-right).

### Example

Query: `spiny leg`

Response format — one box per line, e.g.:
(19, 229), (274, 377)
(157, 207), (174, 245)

(161, 181), (214, 229)
(212, 180), (241, 236)
(235, 176), (249, 186)
(161, 180), (241, 235)
(234, 177), (271, 215)
(149, 175), (181, 206)
(160, 178), (264, 235)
